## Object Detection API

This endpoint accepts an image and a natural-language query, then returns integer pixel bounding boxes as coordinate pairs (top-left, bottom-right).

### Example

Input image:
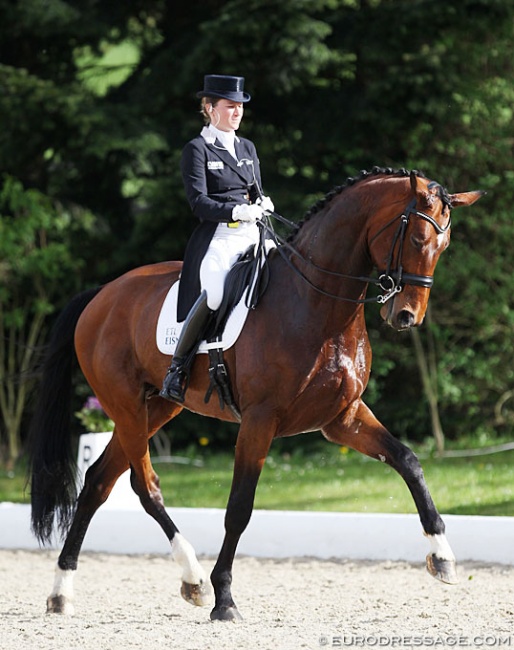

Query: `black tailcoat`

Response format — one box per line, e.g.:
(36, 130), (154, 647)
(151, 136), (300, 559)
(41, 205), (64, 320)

(177, 134), (263, 320)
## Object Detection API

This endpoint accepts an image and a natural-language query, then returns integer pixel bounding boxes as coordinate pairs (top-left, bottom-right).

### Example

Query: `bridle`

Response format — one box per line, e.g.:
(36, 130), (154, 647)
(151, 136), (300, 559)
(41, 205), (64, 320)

(370, 189), (451, 303)
(262, 184), (452, 305)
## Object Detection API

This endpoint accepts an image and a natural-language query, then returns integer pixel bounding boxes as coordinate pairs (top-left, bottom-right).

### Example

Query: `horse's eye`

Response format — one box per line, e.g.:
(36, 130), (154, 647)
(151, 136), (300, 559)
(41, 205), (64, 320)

(410, 234), (427, 251)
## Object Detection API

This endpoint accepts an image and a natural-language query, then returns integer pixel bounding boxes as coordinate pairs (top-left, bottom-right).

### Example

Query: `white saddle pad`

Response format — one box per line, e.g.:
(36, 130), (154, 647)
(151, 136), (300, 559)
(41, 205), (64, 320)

(156, 282), (251, 356)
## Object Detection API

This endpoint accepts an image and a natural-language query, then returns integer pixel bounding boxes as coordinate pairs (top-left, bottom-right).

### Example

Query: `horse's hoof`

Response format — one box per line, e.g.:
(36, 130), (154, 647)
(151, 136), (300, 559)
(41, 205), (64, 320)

(180, 580), (211, 607)
(210, 605), (243, 622)
(46, 595), (75, 615)
(426, 553), (458, 584)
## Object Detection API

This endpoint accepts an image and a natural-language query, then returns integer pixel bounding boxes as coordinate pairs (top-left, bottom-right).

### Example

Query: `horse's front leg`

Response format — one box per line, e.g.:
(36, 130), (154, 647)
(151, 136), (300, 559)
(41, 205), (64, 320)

(322, 400), (457, 584)
(210, 411), (275, 622)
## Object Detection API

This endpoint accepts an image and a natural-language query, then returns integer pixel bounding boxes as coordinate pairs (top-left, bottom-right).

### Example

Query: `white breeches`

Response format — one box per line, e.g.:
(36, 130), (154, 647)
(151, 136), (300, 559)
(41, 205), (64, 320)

(199, 222), (274, 311)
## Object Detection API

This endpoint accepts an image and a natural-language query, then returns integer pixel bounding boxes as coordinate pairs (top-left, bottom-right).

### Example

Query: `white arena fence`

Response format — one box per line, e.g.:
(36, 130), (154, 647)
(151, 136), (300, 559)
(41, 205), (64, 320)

(1, 433), (513, 563)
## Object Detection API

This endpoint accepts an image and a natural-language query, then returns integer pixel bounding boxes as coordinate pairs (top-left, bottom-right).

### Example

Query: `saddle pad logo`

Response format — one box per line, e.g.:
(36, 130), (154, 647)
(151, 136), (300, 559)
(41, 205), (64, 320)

(207, 161), (224, 170)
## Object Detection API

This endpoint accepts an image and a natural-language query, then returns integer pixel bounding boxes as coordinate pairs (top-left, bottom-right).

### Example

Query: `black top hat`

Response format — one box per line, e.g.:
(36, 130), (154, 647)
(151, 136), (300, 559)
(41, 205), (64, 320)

(196, 74), (251, 102)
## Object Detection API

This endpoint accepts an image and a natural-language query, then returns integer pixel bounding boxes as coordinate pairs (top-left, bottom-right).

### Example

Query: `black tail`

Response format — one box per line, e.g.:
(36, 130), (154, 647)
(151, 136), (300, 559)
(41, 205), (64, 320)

(27, 286), (102, 545)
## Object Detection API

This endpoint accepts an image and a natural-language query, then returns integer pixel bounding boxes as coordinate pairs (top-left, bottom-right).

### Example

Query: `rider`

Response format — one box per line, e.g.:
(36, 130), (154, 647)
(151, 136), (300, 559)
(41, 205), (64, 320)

(160, 74), (275, 403)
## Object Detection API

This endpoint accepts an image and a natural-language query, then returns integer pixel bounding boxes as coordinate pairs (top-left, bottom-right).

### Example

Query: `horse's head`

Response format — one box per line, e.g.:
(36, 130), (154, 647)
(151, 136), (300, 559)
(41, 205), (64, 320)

(368, 171), (484, 331)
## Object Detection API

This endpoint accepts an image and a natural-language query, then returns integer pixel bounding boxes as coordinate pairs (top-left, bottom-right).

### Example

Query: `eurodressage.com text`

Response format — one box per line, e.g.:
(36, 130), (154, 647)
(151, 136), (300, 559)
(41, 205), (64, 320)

(319, 636), (513, 648)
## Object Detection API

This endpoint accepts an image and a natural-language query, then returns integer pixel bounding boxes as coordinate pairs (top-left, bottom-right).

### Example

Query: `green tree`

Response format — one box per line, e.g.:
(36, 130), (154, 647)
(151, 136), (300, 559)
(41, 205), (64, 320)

(0, 177), (94, 466)
(1, 0), (513, 454)
(342, 0), (514, 444)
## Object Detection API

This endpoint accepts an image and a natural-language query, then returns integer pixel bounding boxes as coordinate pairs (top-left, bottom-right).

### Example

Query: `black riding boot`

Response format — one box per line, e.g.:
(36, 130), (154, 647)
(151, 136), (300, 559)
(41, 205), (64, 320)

(159, 291), (213, 403)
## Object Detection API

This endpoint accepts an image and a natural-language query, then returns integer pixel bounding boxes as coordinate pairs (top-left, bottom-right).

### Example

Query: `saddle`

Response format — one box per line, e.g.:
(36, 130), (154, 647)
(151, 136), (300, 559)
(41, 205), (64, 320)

(202, 245), (270, 418)
(156, 244), (272, 420)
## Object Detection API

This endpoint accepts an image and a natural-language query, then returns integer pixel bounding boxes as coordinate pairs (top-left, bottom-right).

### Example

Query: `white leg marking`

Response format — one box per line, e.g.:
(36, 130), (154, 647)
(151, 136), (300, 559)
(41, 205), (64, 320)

(171, 533), (207, 585)
(48, 564), (75, 615)
(426, 533), (456, 561)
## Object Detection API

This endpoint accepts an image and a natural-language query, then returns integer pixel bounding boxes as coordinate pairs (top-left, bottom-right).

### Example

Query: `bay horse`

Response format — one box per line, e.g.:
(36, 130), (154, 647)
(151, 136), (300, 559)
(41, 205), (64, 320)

(28, 168), (483, 621)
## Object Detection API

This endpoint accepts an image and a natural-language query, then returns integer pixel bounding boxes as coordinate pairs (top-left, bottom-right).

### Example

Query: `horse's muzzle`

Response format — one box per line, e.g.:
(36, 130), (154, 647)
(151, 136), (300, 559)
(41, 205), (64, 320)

(381, 299), (423, 331)
(394, 309), (417, 330)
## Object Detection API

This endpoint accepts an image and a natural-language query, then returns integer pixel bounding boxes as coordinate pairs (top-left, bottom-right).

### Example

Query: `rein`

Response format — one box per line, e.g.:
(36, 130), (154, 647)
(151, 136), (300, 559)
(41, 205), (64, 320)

(262, 193), (451, 305)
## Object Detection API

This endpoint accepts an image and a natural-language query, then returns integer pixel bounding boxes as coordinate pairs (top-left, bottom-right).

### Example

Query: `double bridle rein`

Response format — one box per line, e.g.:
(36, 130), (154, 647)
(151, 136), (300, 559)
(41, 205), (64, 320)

(264, 184), (452, 305)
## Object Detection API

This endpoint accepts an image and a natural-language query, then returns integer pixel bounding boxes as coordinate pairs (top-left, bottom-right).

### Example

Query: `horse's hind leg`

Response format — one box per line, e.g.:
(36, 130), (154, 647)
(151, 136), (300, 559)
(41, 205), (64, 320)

(47, 433), (130, 614)
(112, 399), (210, 607)
(48, 420), (210, 615)
(126, 441), (210, 608)
(322, 400), (457, 584)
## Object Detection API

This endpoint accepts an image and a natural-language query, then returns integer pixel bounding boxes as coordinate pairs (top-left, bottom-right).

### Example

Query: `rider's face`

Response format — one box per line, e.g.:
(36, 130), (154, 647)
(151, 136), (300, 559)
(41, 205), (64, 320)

(210, 99), (244, 132)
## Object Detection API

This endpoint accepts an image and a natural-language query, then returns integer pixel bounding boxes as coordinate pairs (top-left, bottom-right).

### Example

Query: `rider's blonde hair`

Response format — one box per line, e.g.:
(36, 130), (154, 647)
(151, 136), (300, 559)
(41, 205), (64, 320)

(200, 97), (220, 124)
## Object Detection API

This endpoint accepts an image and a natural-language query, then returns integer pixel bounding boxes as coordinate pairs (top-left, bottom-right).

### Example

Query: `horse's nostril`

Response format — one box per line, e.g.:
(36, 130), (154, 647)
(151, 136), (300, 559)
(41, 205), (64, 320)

(396, 310), (415, 330)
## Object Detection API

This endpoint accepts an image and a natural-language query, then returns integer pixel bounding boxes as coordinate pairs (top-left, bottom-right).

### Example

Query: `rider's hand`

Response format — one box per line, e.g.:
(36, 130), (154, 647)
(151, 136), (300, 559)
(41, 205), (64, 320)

(256, 196), (274, 213)
(232, 203), (264, 223)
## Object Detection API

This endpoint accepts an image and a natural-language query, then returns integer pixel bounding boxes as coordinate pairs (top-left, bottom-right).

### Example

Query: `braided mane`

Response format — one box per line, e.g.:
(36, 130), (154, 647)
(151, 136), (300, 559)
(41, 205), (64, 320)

(288, 167), (427, 242)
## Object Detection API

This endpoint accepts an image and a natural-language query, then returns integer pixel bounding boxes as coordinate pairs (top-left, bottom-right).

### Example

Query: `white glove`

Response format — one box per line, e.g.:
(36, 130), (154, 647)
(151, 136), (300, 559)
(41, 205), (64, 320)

(256, 196), (274, 213)
(232, 203), (264, 223)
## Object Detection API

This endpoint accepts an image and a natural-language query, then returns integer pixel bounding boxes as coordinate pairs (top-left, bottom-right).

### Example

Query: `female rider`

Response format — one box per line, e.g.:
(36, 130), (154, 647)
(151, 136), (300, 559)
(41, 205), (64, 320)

(160, 74), (274, 403)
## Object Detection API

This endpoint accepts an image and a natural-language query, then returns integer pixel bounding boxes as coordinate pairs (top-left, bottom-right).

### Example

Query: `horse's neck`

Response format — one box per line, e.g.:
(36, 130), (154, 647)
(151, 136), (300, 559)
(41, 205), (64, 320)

(297, 198), (369, 267)
(290, 202), (372, 312)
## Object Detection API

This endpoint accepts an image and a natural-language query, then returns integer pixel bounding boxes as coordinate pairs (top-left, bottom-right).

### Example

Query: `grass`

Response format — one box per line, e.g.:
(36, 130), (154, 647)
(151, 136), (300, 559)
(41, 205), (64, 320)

(4, 438), (514, 516)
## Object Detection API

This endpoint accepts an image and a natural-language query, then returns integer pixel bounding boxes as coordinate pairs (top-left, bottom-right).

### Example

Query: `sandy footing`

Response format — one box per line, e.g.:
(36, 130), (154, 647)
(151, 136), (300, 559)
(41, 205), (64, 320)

(0, 550), (512, 649)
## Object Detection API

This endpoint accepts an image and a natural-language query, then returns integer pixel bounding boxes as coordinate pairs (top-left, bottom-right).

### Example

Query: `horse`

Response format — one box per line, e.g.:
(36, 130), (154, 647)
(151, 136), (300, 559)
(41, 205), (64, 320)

(28, 168), (483, 621)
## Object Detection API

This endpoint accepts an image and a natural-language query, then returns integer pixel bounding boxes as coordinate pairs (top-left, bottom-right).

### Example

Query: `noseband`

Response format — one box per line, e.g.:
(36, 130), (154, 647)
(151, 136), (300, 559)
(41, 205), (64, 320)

(264, 184), (451, 305)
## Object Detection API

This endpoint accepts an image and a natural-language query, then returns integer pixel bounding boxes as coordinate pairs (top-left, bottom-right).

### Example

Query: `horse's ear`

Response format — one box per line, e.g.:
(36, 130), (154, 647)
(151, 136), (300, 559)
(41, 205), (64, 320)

(449, 189), (486, 208)
(410, 170), (418, 194)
